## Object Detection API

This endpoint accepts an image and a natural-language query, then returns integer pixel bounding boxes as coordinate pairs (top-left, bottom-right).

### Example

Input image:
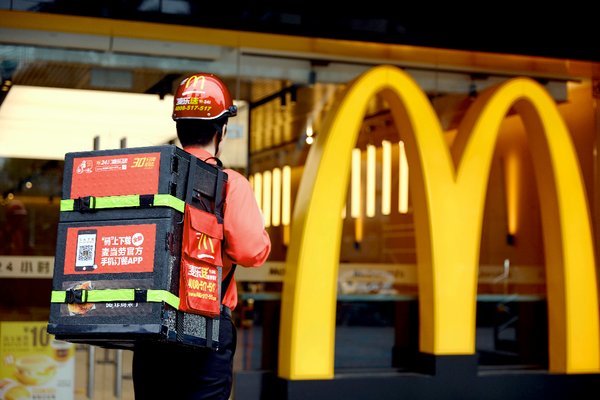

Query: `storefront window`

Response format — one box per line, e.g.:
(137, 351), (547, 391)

(0, 157), (62, 321)
(0, 158), (62, 256)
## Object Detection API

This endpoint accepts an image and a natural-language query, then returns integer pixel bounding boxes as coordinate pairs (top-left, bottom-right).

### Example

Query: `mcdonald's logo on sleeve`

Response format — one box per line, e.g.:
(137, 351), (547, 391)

(197, 233), (216, 260)
(278, 65), (600, 380)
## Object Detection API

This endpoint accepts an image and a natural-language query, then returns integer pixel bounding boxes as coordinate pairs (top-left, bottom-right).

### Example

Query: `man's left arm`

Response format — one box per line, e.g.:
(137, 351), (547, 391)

(222, 174), (271, 267)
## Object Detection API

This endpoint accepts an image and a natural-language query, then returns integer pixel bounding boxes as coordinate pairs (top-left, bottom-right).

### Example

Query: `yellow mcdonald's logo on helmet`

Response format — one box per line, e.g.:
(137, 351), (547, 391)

(278, 65), (600, 380)
(184, 74), (206, 90)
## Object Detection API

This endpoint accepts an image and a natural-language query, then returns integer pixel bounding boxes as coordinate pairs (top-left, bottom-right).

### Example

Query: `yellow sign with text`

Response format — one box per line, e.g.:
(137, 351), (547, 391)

(0, 321), (75, 399)
(278, 66), (599, 379)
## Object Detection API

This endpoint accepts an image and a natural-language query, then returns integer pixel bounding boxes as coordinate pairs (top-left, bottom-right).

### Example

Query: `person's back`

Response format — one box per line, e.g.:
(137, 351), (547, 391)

(132, 73), (271, 400)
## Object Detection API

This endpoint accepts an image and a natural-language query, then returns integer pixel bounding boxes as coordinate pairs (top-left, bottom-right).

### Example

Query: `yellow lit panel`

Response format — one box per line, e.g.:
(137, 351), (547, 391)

(272, 168), (282, 227)
(263, 170), (272, 228)
(399, 141), (409, 214)
(366, 144), (376, 217)
(282, 166), (291, 226)
(382, 140), (391, 215)
(351, 148), (362, 218)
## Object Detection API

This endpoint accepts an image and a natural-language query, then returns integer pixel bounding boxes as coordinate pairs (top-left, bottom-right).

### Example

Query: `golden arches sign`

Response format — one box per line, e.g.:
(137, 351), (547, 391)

(278, 65), (599, 380)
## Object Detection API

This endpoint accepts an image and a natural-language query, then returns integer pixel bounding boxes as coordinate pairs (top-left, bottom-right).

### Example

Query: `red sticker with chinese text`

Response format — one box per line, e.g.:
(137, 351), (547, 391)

(70, 152), (161, 198)
(63, 224), (156, 275)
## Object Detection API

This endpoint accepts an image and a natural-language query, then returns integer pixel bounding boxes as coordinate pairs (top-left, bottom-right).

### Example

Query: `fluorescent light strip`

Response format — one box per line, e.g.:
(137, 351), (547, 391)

(366, 144), (376, 218)
(399, 141), (409, 214)
(272, 168), (282, 227)
(263, 170), (272, 228)
(0, 86), (177, 159)
(351, 148), (362, 218)
(282, 166), (291, 226)
(382, 140), (391, 215)
(0, 85), (248, 161)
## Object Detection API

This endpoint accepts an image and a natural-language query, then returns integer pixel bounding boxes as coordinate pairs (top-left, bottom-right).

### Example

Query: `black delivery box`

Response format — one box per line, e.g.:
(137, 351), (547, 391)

(47, 145), (227, 350)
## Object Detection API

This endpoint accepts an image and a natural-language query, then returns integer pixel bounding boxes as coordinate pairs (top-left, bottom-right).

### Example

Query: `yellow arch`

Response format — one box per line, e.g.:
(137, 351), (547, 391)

(278, 65), (599, 379)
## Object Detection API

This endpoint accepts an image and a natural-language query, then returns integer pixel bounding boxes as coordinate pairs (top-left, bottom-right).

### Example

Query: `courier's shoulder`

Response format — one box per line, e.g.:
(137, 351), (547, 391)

(223, 168), (249, 185)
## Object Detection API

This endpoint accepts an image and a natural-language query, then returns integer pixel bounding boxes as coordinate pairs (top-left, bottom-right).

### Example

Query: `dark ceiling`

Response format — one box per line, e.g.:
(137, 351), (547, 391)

(26, 2), (600, 63)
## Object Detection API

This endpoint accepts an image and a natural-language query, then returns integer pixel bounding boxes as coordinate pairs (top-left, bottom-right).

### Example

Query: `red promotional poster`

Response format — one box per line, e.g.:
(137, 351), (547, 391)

(63, 224), (156, 275)
(70, 152), (161, 198)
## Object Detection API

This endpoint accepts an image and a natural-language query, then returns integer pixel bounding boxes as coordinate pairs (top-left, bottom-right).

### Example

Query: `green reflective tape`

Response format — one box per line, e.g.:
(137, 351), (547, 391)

(50, 289), (180, 310)
(147, 289), (180, 309)
(60, 194), (184, 213)
(60, 200), (74, 211)
(51, 290), (67, 303)
(86, 289), (135, 302)
(153, 194), (185, 213)
(96, 195), (140, 209)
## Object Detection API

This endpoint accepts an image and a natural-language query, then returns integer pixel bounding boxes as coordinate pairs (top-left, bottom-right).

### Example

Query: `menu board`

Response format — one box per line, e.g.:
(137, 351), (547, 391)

(0, 321), (75, 400)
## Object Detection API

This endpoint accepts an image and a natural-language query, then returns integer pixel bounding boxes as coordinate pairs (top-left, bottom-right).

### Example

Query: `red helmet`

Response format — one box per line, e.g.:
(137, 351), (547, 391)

(172, 73), (237, 120)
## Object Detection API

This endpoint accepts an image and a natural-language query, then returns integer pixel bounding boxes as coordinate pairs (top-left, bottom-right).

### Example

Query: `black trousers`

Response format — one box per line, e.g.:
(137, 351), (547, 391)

(132, 312), (236, 400)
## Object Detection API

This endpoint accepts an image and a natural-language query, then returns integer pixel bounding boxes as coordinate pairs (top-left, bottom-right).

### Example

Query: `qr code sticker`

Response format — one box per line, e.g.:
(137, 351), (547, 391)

(78, 245), (95, 261)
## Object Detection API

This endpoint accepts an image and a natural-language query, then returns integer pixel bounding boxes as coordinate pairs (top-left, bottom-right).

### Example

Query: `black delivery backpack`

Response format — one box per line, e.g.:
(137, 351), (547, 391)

(47, 145), (228, 350)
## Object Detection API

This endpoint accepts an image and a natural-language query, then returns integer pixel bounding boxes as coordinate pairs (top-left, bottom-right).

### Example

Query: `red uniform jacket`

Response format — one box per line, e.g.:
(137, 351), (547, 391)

(184, 147), (271, 311)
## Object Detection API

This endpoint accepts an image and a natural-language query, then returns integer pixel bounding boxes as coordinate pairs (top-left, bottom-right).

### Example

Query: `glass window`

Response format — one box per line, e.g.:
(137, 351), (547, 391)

(0, 158), (62, 256)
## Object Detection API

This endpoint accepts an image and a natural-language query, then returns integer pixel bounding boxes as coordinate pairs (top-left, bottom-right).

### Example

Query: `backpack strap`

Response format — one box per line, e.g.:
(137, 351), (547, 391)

(214, 168), (226, 224)
(204, 156), (223, 167)
(203, 156), (226, 223)
(220, 263), (237, 313)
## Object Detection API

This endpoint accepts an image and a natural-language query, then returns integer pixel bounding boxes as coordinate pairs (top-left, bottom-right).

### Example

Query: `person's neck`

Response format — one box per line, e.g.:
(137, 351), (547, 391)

(186, 143), (216, 157)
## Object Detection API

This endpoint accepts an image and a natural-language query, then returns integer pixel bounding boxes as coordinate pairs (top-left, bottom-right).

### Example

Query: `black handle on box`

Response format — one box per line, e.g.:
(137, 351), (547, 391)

(73, 196), (96, 211)
(65, 288), (87, 304)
